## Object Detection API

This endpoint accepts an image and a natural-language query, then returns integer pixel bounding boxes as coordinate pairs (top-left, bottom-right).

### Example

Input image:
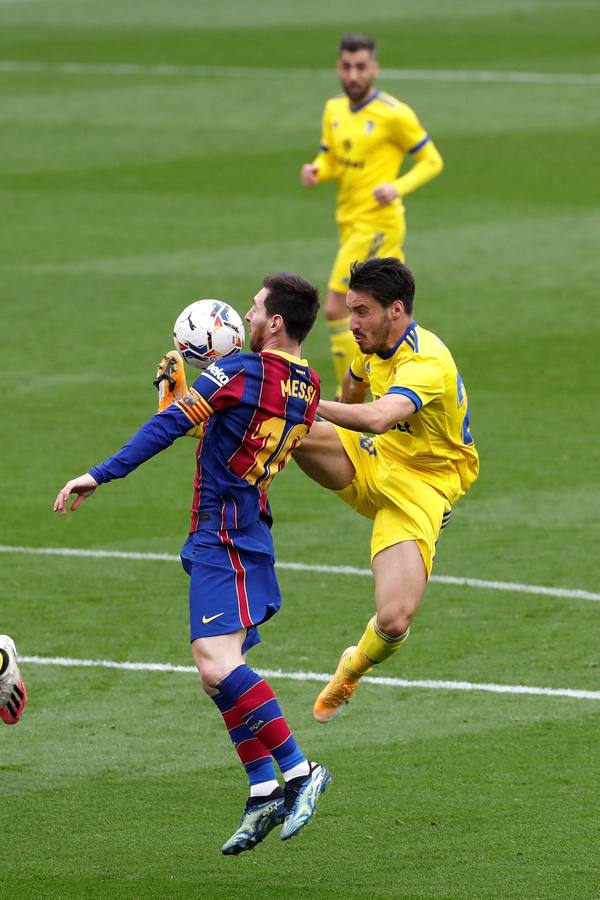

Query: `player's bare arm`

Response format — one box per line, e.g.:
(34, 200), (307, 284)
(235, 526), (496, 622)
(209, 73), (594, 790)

(318, 392), (416, 434)
(53, 473), (99, 514)
(340, 371), (370, 404)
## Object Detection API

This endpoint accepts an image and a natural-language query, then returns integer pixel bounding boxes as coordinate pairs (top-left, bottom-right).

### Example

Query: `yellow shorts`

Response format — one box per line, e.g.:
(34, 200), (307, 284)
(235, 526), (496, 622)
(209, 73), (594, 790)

(334, 427), (451, 576)
(328, 220), (406, 294)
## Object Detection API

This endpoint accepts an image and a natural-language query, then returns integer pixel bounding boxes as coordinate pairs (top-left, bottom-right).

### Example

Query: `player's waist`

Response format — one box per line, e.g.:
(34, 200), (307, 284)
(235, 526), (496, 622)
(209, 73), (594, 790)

(336, 196), (404, 226)
(190, 493), (272, 532)
(375, 445), (466, 493)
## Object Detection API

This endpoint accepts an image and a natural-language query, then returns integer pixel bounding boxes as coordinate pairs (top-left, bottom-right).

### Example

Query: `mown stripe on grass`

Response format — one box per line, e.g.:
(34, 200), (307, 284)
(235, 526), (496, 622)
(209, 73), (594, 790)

(0, 60), (599, 86)
(1, 543), (599, 603)
(20, 654), (600, 702)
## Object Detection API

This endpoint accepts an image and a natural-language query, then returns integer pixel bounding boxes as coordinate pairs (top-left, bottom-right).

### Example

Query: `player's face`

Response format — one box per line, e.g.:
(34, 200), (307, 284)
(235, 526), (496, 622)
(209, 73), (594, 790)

(245, 288), (270, 352)
(347, 289), (396, 354)
(337, 50), (379, 105)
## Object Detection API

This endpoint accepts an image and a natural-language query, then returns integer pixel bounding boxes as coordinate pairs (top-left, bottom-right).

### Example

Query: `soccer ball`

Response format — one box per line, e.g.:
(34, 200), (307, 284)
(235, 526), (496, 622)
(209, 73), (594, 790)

(173, 299), (245, 369)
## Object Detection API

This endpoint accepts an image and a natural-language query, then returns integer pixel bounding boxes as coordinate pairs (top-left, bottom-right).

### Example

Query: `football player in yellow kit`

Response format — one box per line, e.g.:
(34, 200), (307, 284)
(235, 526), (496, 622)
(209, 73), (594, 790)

(301, 33), (443, 396)
(293, 257), (479, 722)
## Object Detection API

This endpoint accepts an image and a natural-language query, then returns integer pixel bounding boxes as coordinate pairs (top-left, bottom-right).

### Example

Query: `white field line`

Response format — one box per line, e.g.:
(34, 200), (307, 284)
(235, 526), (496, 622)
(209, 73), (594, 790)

(0, 60), (599, 86)
(20, 654), (600, 702)
(1, 543), (599, 603)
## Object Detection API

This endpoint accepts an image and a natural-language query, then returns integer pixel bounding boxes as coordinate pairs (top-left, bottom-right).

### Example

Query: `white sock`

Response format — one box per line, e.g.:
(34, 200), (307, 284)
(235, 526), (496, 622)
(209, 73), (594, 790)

(283, 760), (310, 782)
(250, 779), (280, 798)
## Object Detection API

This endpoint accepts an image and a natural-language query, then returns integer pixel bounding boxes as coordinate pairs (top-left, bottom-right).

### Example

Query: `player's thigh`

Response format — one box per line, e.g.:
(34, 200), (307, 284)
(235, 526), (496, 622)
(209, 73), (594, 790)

(293, 421), (355, 490)
(371, 469), (448, 576)
(182, 528), (282, 640)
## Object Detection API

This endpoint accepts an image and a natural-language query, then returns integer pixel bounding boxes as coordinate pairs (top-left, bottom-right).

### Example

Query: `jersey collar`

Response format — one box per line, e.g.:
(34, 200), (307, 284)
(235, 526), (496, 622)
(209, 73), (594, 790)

(376, 321), (418, 359)
(261, 348), (308, 366)
(350, 90), (380, 114)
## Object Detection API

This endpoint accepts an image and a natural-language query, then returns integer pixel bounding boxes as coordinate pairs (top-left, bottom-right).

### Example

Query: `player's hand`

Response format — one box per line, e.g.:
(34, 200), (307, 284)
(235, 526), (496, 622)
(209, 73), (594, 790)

(53, 473), (99, 514)
(373, 183), (399, 206)
(300, 164), (319, 187)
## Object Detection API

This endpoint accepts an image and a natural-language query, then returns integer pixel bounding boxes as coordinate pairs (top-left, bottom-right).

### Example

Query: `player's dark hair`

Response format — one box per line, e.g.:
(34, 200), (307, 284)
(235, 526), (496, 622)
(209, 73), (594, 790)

(339, 33), (377, 56)
(348, 257), (415, 313)
(262, 273), (320, 343)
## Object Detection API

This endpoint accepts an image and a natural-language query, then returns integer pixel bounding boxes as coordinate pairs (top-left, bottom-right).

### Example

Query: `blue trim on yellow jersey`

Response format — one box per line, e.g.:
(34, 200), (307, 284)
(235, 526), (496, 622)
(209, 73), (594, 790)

(348, 366), (363, 382)
(386, 386), (423, 411)
(409, 135), (431, 154)
(376, 322), (418, 359)
(350, 90), (380, 114)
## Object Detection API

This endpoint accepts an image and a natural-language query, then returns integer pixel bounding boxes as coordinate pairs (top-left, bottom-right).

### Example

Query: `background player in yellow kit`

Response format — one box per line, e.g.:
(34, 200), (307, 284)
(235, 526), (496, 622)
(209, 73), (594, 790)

(293, 257), (478, 722)
(300, 33), (443, 395)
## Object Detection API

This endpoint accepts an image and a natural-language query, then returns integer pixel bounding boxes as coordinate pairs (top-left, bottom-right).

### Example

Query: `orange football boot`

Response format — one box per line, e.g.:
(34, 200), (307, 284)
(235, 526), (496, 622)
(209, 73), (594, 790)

(313, 646), (372, 723)
(153, 350), (188, 411)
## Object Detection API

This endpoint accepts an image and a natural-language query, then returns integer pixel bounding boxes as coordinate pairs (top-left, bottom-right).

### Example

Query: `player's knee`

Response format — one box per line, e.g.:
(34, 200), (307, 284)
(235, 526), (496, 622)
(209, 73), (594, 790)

(376, 607), (414, 639)
(192, 650), (222, 689)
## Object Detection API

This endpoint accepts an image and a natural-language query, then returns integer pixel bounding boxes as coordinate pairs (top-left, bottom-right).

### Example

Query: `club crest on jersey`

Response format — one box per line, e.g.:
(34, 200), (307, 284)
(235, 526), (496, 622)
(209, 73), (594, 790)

(365, 120), (375, 134)
(182, 388), (201, 407)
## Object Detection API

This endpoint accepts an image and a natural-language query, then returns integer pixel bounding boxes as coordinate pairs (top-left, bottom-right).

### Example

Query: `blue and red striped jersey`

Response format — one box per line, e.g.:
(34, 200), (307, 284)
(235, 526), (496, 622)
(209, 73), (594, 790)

(89, 350), (320, 532)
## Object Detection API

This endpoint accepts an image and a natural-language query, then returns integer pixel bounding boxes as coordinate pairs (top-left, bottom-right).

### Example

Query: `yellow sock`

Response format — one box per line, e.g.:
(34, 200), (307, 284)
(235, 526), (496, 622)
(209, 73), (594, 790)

(344, 617), (410, 677)
(327, 317), (356, 396)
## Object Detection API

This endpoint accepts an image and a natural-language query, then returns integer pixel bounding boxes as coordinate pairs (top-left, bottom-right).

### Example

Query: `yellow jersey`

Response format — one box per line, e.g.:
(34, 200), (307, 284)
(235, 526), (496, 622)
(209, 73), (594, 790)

(349, 322), (479, 505)
(311, 91), (430, 228)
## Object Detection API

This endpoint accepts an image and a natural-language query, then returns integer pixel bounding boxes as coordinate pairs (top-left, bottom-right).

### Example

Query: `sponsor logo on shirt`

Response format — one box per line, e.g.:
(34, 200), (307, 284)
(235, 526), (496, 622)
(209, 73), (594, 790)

(205, 363), (230, 386)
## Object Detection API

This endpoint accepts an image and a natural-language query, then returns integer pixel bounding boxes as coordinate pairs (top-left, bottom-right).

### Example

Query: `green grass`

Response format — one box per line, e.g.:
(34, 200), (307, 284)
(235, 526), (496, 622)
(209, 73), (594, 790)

(1, 1), (599, 897)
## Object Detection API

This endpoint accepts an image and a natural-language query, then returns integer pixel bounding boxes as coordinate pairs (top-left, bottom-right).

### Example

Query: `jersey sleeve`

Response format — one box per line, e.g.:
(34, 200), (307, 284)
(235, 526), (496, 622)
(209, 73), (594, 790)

(311, 102), (336, 183)
(348, 350), (368, 383)
(175, 356), (246, 427)
(89, 404), (193, 484)
(386, 356), (445, 411)
(389, 102), (430, 154)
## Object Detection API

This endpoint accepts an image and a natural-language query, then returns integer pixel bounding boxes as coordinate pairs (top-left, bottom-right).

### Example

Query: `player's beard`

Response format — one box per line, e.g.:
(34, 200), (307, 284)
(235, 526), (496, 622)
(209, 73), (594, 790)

(354, 311), (392, 354)
(249, 321), (267, 353)
(343, 80), (373, 105)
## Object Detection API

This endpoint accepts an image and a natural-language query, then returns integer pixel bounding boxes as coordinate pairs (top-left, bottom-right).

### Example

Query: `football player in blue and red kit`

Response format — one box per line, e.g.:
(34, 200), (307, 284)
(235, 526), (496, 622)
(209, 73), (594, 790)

(53, 273), (331, 854)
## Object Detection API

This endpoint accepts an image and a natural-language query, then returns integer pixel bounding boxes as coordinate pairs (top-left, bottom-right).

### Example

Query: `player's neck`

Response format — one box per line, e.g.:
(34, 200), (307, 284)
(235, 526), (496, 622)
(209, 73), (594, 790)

(349, 86), (377, 110)
(261, 336), (303, 358)
(382, 318), (414, 352)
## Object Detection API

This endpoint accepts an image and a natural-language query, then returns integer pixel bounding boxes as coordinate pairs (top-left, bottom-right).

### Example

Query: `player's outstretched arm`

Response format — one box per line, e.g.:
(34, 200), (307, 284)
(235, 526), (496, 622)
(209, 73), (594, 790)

(318, 392), (416, 434)
(53, 473), (99, 514)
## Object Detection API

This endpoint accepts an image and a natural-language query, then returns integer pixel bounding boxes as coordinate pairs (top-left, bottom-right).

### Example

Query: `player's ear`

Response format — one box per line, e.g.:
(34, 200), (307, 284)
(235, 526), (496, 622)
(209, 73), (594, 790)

(270, 313), (284, 334)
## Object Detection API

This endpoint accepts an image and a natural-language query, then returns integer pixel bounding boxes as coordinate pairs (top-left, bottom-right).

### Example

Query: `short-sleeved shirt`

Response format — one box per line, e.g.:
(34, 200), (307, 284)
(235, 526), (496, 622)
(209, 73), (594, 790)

(349, 322), (479, 504)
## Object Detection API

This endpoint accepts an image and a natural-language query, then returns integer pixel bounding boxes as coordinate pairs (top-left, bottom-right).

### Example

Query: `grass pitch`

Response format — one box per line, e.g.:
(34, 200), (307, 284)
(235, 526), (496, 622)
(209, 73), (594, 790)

(1, 1), (599, 897)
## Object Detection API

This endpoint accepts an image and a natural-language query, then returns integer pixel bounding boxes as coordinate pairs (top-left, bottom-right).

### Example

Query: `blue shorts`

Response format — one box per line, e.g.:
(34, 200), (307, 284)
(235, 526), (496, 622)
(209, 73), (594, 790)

(180, 520), (282, 654)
